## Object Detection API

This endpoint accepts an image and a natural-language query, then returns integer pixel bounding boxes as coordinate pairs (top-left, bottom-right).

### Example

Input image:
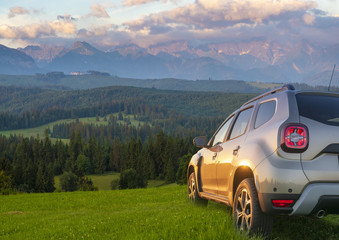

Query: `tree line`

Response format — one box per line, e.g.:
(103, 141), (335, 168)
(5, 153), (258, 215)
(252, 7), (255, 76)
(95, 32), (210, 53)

(0, 128), (197, 194)
(50, 113), (223, 144)
(0, 85), (255, 129)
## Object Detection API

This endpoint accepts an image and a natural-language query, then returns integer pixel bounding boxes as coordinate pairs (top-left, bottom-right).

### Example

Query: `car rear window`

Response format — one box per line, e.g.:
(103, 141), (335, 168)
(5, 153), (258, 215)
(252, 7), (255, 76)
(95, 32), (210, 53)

(296, 93), (339, 126)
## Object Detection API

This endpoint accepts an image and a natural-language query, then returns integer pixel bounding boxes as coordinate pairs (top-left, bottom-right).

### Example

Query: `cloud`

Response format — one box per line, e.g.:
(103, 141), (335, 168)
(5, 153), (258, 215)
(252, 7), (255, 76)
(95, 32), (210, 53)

(89, 2), (112, 18)
(303, 14), (316, 25)
(0, 18), (76, 39)
(111, 0), (339, 49)
(57, 14), (77, 21)
(125, 0), (318, 31)
(3, 0), (338, 50)
(77, 25), (115, 38)
(123, 0), (176, 7)
(123, 0), (158, 6)
(8, 6), (29, 18)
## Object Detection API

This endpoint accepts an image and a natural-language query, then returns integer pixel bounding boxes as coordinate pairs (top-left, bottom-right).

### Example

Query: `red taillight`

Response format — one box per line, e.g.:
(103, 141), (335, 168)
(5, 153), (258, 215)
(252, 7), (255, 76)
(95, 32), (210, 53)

(282, 124), (308, 152)
(272, 200), (294, 208)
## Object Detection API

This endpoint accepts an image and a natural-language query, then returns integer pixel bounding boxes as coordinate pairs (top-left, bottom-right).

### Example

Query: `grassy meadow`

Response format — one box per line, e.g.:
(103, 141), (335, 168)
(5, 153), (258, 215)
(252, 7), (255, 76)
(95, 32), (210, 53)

(54, 172), (120, 191)
(0, 113), (145, 143)
(55, 172), (173, 191)
(1, 184), (339, 240)
(0, 185), (255, 240)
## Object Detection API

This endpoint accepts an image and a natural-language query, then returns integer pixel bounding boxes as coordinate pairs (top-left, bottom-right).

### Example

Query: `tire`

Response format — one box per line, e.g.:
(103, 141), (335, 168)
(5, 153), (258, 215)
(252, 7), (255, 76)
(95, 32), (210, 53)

(233, 178), (273, 237)
(187, 172), (208, 206)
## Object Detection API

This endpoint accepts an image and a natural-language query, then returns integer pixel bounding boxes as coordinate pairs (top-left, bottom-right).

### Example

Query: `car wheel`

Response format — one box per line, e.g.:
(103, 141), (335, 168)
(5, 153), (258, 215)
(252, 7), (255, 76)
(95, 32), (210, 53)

(233, 178), (273, 237)
(187, 172), (207, 206)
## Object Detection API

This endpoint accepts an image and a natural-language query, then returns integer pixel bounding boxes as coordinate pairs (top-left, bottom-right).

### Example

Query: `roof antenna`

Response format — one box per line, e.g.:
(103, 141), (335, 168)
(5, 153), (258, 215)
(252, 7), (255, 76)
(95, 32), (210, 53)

(328, 64), (336, 91)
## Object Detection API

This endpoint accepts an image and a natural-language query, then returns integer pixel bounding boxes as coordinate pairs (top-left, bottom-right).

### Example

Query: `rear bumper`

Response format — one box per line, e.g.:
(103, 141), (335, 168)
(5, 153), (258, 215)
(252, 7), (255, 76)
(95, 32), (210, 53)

(258, 193), (300, 214)
(290, 183), (339, 215)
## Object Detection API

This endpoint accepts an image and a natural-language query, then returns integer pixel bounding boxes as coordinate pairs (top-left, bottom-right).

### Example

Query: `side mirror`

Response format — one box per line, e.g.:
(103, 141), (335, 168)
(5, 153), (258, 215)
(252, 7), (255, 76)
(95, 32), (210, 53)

(193, 136), (207, 148)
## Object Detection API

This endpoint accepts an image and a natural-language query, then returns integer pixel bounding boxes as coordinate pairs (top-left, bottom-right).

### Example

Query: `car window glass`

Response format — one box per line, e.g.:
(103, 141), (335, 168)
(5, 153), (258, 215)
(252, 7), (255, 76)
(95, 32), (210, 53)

(229, 107), (253, 140)
(296, 94), (339, 126)
(212, 115), (234, 146)
(255, 101), (276, 128)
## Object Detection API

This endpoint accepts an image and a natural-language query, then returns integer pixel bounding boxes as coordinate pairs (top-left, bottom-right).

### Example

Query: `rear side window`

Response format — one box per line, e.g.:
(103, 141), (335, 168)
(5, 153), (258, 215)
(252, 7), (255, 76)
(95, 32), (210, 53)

(255, 101), (276, 128)
(229, 107), (253, 140)
(296, 94), (339, 126)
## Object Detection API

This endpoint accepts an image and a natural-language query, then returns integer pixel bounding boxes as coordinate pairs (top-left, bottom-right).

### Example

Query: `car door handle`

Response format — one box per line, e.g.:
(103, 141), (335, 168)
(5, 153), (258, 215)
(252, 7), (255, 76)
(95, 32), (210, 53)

(212, 152), (217, 160)
(233, 146), (240, 156)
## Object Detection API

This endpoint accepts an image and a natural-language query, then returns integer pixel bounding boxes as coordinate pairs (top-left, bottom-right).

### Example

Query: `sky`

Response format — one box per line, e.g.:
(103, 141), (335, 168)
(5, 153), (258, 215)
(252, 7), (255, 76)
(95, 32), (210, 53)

(0, 0), (338, 50)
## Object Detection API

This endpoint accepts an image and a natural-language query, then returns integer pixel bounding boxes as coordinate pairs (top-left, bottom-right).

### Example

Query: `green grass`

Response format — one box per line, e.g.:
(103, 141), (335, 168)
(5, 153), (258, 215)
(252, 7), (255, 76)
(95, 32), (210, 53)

(0, 185), (254, 240)
(55, 173), (165, 191)
(54, 172), (120, 191)
(86, 172), (120, 191)
(271, 215), (339, 240)
(1, 185), (339, 239)
(147, 180), (169, 188)
(0, 113), (146, 143)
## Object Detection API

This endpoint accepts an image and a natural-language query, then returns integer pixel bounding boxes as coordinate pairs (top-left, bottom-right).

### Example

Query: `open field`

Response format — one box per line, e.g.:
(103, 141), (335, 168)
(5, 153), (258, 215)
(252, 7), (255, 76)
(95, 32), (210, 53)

(1, 185), (339, 240)
(55, 172), (120, 191)
(55, 172), (166, 191)
(0, 113), (145, 143)
(0, 185), (254, 240)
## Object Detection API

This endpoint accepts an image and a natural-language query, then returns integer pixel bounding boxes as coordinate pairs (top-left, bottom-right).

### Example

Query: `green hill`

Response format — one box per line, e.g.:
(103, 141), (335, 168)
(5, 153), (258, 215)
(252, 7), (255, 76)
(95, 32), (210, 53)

(0, 185), (250, 240)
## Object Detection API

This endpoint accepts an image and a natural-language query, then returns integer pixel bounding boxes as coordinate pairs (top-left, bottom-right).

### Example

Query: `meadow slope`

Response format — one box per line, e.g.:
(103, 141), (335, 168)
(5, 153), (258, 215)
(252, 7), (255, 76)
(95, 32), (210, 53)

(0, 185), (254, 240)
(1, 185), (339, 239)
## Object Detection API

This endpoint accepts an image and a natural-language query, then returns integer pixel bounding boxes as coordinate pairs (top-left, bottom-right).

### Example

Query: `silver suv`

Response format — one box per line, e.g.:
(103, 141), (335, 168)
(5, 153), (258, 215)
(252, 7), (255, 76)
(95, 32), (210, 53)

(187, 85), (339, 236)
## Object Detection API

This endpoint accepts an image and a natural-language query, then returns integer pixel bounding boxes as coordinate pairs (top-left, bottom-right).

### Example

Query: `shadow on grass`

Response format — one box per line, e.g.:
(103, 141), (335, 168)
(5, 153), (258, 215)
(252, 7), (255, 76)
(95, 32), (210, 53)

(271, 215), (339, 240)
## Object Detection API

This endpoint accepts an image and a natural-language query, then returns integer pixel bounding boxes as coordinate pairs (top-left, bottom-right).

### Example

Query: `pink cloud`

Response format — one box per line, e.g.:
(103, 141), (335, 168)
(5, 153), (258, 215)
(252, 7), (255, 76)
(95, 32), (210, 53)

(125, 0), (318, 30)
(89, 2), (111, 18)
(8, 6), (29, 18)
(0, 19), (76, 39)
(123, 0), (176, 6)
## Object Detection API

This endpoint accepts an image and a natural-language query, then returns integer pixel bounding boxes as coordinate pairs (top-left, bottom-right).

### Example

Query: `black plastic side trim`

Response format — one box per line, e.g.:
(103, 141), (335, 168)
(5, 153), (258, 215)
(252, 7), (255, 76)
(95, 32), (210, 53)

(197, 157), (203, 192)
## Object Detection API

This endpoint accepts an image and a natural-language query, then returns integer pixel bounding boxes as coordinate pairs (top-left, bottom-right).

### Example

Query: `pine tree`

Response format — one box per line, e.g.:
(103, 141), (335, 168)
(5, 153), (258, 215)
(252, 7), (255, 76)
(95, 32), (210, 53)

(87, 136), (96, 173)
(164, 136), (176, 183)
(144, 135), (156, 179)
(68, 131), (83, 173)
(94, 144), (105, 174)
(154, 131), (166, 179)
(76, 154), (91, 176)
(44, 163), (55, 192)
(35, 164), (45, 192)
(0, 157), (12, 175)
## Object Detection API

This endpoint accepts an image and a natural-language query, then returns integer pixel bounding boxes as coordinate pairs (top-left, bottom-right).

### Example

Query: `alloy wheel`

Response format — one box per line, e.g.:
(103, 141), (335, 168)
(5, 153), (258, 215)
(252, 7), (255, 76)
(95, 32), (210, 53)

(188, 173), (196, 201)
(235, 188), (252, 231)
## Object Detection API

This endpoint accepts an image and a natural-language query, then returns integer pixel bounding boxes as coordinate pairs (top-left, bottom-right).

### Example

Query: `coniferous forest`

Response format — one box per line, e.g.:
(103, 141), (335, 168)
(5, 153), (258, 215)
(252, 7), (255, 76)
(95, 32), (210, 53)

(0, 85), (258, 193)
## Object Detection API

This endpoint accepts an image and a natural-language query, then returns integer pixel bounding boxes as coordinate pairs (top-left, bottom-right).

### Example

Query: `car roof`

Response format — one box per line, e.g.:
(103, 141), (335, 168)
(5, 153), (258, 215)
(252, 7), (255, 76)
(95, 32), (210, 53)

(242, 84), (295, 107)
(242, 84), (339, 108)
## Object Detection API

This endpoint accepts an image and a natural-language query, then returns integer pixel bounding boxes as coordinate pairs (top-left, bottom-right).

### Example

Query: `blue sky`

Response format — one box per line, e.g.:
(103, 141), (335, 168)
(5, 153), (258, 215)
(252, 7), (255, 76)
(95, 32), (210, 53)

(0, 0), (338, 49)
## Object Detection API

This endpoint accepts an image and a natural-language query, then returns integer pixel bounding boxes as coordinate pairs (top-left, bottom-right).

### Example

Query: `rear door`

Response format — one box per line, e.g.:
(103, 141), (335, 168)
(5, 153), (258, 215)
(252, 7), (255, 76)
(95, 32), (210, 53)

(217, 107), (253, 196)
(296, 93), (339, 182)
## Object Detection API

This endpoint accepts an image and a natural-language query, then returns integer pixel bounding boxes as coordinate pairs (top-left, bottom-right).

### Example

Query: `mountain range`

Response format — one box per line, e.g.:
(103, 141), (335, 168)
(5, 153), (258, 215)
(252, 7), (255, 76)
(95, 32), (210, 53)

(0, 40), (338, 86)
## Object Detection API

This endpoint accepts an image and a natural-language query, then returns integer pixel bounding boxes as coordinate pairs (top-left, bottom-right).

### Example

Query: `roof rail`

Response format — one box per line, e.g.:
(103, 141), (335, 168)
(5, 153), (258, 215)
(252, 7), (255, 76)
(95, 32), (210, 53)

(242, 84), (295, 107)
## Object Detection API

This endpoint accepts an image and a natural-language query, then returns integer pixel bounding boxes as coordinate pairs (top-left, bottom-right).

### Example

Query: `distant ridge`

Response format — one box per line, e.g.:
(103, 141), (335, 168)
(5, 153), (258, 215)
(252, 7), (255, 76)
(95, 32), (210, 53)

(8, 40), (339, 85)
(0, 44), (39, 74)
